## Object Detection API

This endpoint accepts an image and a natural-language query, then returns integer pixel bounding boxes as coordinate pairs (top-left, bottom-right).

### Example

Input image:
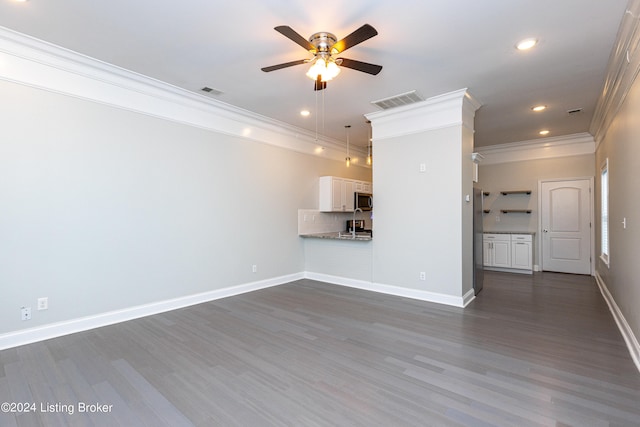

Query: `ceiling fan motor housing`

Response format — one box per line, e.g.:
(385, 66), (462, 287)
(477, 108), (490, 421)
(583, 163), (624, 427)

(309, 32), (338, 55)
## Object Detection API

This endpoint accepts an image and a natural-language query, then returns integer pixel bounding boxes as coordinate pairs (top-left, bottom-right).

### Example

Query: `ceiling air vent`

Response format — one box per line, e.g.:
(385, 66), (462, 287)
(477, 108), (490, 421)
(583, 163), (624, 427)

(371, 90), (424, 110)
(201, 86), (224, 96)
(567, 108), (583, 115)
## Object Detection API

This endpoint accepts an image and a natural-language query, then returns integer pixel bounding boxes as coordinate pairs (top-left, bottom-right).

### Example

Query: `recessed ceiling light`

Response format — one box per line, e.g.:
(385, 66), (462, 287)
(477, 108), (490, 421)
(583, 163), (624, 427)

(531, 105), (546, 112)
(539, 130), (550, 136)
(516, 38), (538, 50)
(300, 110), (310, 117)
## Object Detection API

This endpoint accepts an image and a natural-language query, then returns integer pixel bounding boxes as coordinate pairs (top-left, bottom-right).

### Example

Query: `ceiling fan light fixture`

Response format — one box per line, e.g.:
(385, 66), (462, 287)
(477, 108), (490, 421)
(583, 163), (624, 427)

(306, 57), (341, 82)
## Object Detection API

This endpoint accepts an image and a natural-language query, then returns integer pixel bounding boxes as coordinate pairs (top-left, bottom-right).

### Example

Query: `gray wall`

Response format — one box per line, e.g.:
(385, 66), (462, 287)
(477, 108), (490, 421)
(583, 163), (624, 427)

(0, 79), (371, 335)
(477, 154), (595, 268)
(595, 71), (640, 344)
(372, 126), (466, 295)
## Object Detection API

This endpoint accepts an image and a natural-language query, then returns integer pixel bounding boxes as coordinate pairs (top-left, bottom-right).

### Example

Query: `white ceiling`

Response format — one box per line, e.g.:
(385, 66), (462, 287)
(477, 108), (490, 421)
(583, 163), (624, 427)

(0, 0), (629, 149)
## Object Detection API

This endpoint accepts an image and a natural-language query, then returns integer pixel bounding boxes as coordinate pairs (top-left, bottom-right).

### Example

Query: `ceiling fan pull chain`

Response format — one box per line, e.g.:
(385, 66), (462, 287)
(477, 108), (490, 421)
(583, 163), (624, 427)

(315, 85), (318, 142)
(322, 86), (325, 137)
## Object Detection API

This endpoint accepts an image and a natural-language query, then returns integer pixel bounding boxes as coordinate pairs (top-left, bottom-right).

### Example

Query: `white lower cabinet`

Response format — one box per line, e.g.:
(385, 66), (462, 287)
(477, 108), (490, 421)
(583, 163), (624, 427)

(483, 233), (533, 274)
(483, 234), (511, 268)
(511, 234), (533, 270)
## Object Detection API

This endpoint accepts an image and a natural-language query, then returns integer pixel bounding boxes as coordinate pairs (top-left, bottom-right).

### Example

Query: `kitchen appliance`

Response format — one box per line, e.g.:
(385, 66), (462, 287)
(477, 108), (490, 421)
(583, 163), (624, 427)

(346, 220), (365, 232)
(354, 192), (373, 211)
(346, 219), (372, 237)
(473, 187), (484, 295)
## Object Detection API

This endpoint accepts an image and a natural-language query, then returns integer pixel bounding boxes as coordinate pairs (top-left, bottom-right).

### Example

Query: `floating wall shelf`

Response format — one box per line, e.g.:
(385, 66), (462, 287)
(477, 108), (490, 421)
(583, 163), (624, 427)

(500, 190), (532, 195)
(500, 209), (532, 214)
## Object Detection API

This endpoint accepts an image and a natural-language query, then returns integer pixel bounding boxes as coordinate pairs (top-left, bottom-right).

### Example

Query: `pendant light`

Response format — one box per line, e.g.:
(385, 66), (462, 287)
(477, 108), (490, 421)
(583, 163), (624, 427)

(345, 125), (351, 167)
(366, 120), (372, 166)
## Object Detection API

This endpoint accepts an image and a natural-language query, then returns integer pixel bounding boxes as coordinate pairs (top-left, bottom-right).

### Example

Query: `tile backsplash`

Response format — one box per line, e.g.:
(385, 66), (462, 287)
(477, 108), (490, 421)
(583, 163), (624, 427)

(298, 209), (372, 235)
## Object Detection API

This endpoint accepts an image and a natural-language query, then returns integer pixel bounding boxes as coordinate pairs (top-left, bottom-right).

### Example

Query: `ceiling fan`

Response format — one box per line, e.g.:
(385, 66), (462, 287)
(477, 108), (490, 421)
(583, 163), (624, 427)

(261, 24), (382, 91)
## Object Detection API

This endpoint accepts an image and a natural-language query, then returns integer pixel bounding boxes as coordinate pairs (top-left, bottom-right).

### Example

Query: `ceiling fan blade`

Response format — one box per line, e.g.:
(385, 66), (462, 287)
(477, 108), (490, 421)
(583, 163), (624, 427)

(337, 58), (383, 75)
(261, 59), (307, 72)
(332, 24), (378, 53)
(274, 26), (316, 51)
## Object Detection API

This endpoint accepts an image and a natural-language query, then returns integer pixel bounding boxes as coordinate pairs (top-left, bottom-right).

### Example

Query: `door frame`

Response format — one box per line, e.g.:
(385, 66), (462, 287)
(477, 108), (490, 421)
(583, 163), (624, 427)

(537, 177), (595, 275)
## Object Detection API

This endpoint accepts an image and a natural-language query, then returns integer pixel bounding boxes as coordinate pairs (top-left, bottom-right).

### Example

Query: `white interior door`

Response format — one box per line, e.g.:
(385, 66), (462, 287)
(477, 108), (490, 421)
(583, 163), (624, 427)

(540, 179), (592, 274)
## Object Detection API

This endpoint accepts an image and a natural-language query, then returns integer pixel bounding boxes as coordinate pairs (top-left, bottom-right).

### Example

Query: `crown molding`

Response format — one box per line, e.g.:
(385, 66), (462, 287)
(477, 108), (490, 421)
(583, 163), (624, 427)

(0, 26), (369, 167)
(590, 0), (640, 147)
(475, 132), (595, 165)
(365, 88), (481, 140)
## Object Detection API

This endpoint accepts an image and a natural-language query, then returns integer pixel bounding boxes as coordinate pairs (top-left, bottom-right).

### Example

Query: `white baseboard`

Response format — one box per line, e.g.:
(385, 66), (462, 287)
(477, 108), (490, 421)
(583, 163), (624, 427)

(485, 266), (533, 275)
(0, 271), (476, 351)
(595, 272), (640, 372)
(0, 273), (304, 351)
(303, 272), (474, 308)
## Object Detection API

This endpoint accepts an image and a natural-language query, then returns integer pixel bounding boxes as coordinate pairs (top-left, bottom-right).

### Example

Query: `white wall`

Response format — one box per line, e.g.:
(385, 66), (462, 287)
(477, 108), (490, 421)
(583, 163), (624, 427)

(0, 79), (370, 337)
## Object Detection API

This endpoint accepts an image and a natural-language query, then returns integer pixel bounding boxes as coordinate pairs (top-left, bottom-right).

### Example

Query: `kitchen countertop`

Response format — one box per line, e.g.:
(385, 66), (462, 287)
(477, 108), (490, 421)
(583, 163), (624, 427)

(483, 231), (536, 235)
(300, 232), (373, 241)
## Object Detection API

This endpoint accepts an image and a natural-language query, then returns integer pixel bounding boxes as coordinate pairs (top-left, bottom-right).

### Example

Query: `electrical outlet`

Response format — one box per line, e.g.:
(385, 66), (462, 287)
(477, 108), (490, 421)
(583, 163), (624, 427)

(21, 307), (31, 321)
(252, 265), (258, 273)
(419, 272), (426, 281)
(37, 297), (48, 310)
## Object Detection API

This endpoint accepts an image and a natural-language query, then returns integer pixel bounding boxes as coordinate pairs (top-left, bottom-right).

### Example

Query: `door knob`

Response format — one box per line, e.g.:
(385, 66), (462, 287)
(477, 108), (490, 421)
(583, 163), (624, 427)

(543, 229), (548, 233)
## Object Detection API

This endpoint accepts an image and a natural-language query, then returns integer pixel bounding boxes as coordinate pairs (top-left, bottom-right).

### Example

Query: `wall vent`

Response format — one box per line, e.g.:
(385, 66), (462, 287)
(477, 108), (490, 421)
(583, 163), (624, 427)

(371, 90), (424, 110)
(201, 86), (224, 96)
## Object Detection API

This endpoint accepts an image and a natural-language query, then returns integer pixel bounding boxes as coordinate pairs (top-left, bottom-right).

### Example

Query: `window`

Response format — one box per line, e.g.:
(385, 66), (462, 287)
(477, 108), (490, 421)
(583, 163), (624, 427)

(601, 158), (609, 266)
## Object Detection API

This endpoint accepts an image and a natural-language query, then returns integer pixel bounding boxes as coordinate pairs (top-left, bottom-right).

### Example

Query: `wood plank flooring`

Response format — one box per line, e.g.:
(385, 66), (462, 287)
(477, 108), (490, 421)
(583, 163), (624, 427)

(1, 271), (639, 426)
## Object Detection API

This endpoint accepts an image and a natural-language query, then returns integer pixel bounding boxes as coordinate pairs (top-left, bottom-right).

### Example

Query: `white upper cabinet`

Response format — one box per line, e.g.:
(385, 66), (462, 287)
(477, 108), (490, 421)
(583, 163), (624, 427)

(354, 181), (372, 193)
(319, 176), (371, 212)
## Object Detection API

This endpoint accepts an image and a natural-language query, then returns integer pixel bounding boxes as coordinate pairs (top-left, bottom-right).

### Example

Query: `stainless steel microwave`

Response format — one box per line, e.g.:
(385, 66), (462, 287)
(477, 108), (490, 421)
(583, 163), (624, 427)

(354, 192), (373, 211)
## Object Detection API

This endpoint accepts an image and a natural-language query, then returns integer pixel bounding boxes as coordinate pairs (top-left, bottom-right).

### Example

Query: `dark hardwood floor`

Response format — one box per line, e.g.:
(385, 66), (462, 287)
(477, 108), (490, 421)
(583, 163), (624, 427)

(1, 271), (639, 426)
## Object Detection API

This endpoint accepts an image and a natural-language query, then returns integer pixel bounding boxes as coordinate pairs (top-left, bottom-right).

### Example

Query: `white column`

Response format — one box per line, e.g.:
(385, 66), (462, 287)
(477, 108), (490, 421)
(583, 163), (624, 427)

(366, 89), (481, 306)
